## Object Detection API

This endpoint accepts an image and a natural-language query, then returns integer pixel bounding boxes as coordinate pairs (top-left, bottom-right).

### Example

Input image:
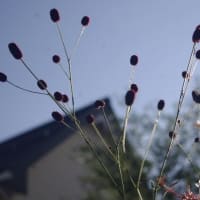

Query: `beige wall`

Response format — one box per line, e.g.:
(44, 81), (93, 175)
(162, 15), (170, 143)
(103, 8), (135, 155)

(13, 128), (91, 200)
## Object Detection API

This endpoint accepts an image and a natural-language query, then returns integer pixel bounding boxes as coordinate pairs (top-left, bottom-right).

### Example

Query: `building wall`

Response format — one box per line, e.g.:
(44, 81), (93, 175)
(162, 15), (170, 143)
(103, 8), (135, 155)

(13, 128), (91, 200)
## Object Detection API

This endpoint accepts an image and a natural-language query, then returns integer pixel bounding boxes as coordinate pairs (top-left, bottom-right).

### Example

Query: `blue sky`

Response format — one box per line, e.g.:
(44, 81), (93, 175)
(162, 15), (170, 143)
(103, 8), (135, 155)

(1, 0), (200, 141)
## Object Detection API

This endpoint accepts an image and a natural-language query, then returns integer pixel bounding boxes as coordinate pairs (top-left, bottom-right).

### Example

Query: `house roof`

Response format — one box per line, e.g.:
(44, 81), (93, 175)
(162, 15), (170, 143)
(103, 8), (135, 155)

(0, 98), (119, 195)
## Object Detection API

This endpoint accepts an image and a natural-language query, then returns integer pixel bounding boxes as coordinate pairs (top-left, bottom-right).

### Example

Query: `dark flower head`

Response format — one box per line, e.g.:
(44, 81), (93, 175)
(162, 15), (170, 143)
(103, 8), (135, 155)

(130, 55), (138, 66)
(94, 100), (106, 109)
(192, 25), (200, 43)
(192, 90), (200, 104)
(54, 91), (63, 101)
(8, 43), (23, 60)
(37, 80), (47, 90)
(52, 111), (63, 122)
(157, 99), (165, 110)
(86, 114), (95, 124)
(130, 83), (138, 93)
(169, 131), (176, 139)
(81, 16), (90, 26)
(125, 90), (136, 106)
(182, 71), (188, 79)
(62, 94), (69, 103)
(196, 49), (200, 59)
(52, 55), (60, 63)
(194, 137), (200, 143)
(0, 72), (7, 82)
(50, 8), (60, 23)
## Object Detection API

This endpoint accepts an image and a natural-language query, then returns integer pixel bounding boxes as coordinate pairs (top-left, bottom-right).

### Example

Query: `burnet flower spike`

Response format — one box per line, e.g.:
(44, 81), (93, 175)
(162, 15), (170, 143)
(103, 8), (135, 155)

(8, 43), (23, 60)
(125, 90), (136, 106)
(157, 99), (165, 111)
(62, 94), (69, 103)
(37, 80), (47, 90)
(0, 72), (7, 82)
(52, 111), (64, 122)
(130, 55), (138, 66)
(192, 25), (200, 43)
(196, 49), (200, 59)
(54, 91), (63, 101)
(81, 16), (90, 26)
(50, 8), (60, 23)
(8, 42), (41, 82)
(52, 55), (60, 63)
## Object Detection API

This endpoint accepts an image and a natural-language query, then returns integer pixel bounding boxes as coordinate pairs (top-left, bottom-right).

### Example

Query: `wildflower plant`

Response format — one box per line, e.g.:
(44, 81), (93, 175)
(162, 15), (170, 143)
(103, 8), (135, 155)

(1, 8), (200, 200)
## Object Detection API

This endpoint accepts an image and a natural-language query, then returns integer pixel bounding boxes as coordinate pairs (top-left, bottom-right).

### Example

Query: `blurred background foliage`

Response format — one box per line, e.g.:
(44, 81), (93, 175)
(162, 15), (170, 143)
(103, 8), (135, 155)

(80, 95), (200, 199)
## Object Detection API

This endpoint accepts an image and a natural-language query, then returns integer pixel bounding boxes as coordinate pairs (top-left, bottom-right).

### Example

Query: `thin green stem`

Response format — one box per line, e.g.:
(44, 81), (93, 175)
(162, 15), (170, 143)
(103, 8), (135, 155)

(70, 27), (85, 60)
(92, 123), (116, 160)
(56, 23), (75, 115)
(102, 108), (117, 146)
(61, 121), (75, 131)
(137, 111), (160, 188)
(131, 176), (143, 200)
(122, 106), (131, 153)
(177, 143), (200, 176)
(72, 121), (122, 195)
(117, 145), (126, 200)
(20, 59), (39, 81)
(58, 63), (70, 79)
(7, 80), (47, 95)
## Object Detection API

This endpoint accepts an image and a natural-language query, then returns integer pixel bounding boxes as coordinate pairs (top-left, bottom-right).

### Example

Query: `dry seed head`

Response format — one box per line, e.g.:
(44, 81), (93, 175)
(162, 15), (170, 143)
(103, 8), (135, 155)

(81, 16), (90, 26)
(52, 111), (64, 122)
(8, 43), (23, 60)
(0, 72), (7, 82)
(37, 80), (47, 90)
(50, 8), (60, 23)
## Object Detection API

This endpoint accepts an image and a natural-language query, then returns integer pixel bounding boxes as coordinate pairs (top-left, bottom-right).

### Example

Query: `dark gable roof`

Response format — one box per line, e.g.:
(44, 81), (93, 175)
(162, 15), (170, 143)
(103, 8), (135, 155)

(0, 98), (119, 194)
